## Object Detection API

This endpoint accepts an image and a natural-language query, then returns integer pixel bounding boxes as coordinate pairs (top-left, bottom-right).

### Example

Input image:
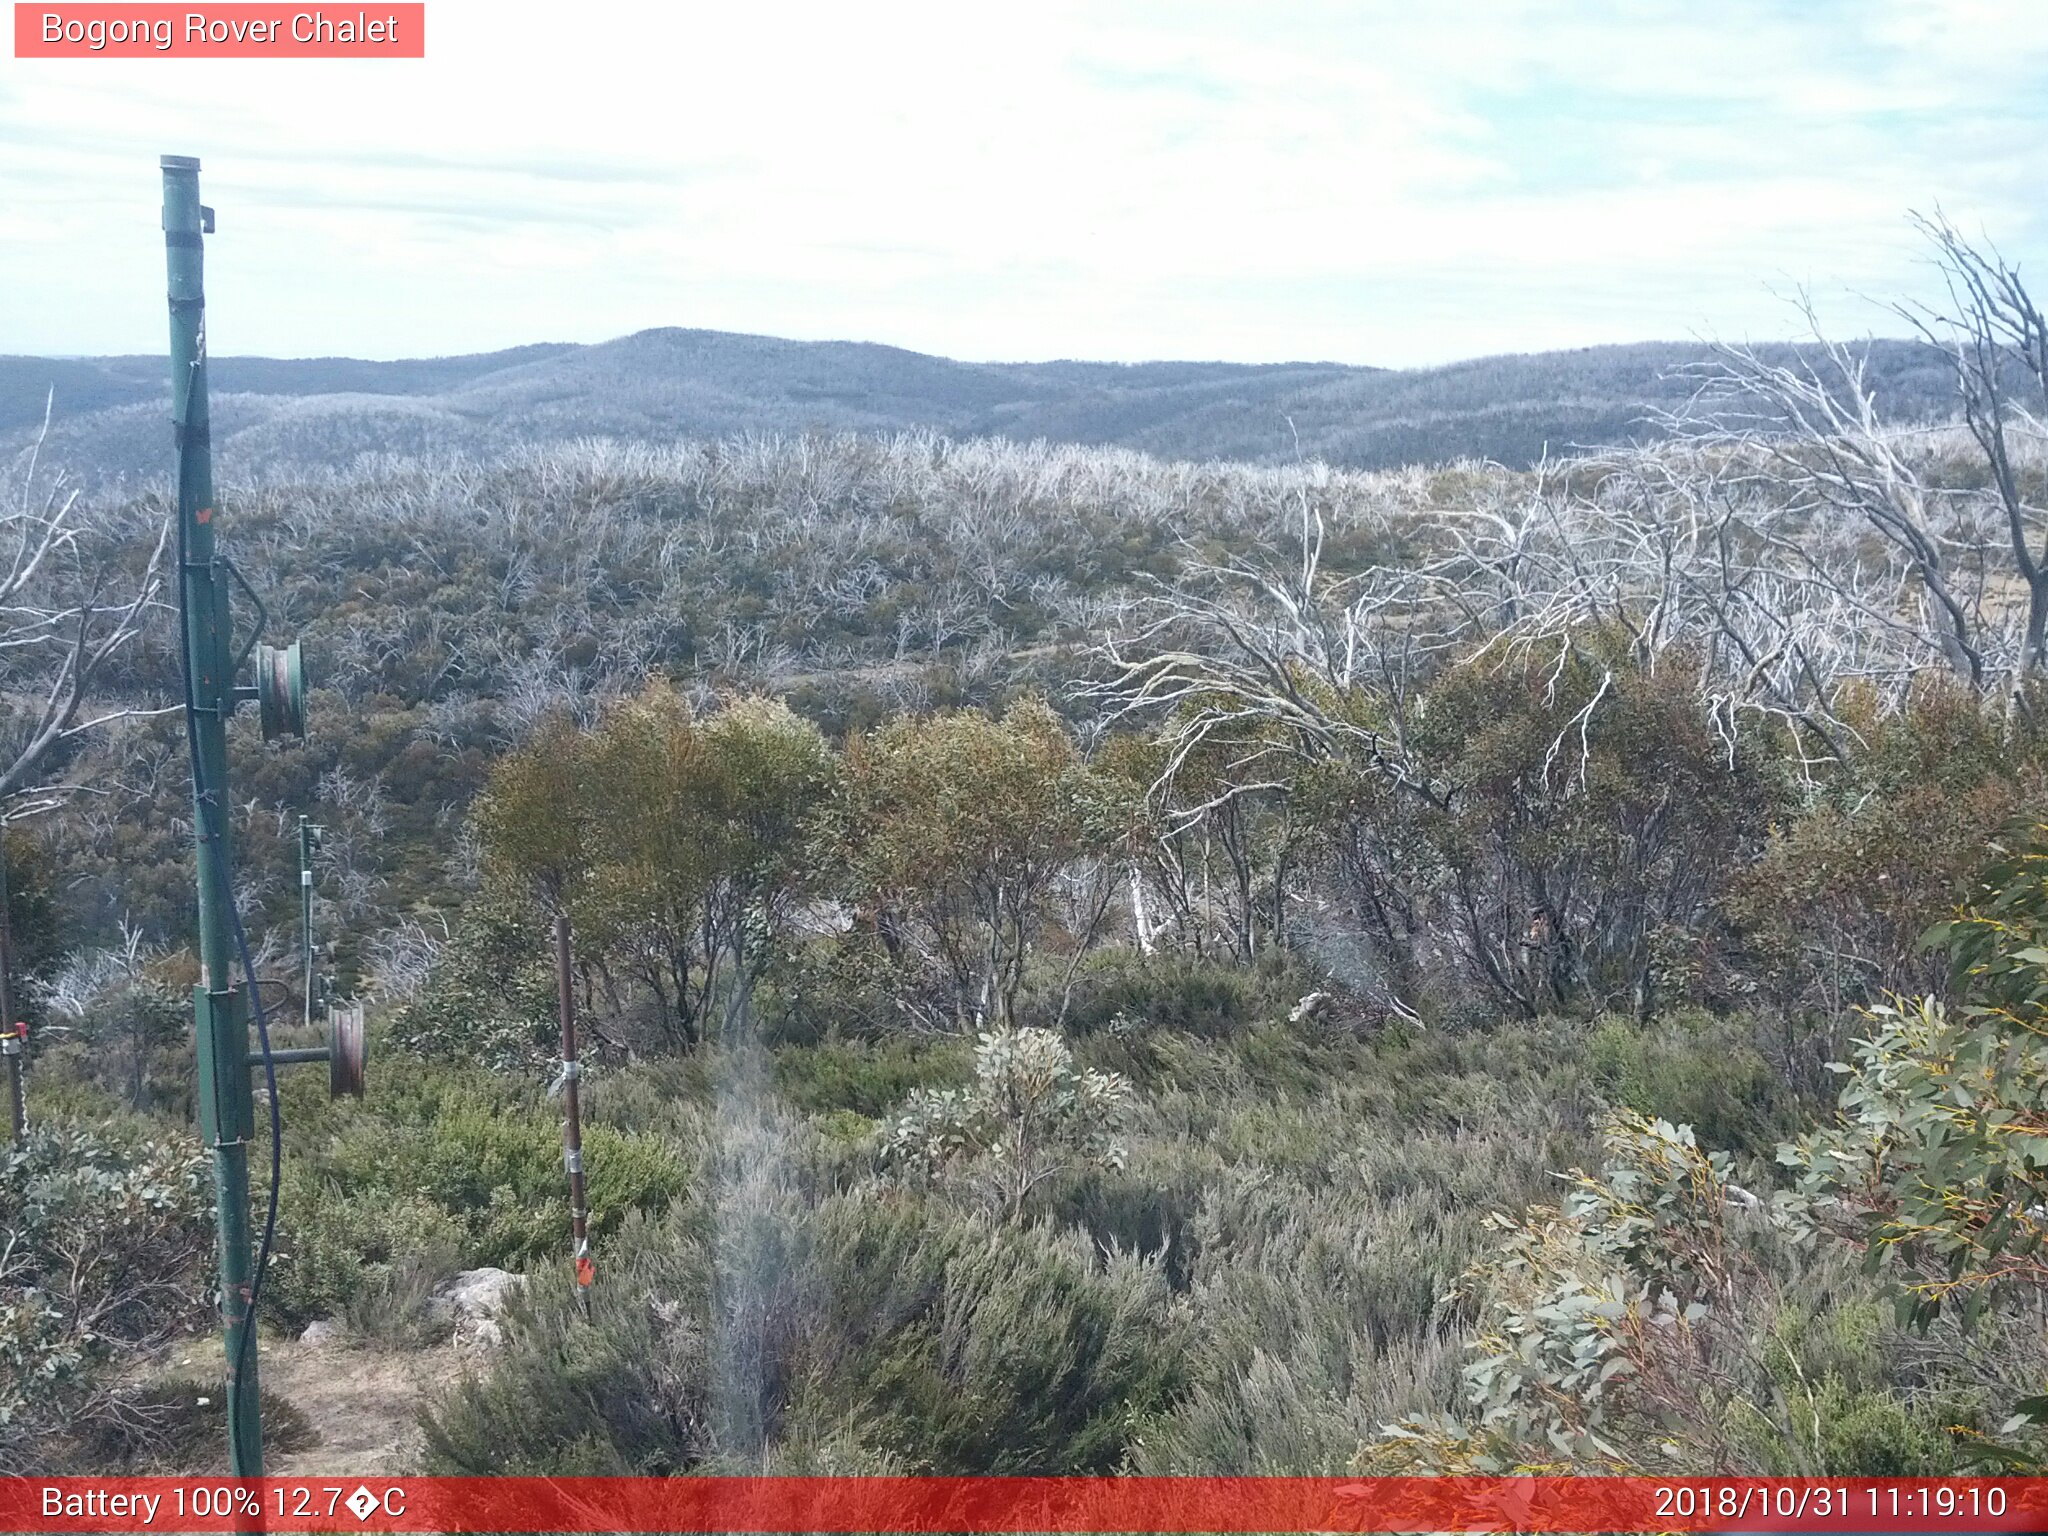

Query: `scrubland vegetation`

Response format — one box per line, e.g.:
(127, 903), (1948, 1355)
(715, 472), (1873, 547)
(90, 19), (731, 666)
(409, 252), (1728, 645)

(8, 221), (2048, 1477)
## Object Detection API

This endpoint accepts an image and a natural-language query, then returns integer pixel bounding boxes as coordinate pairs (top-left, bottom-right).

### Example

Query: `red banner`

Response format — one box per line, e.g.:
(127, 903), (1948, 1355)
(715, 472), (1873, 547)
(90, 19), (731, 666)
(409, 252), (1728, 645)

(2, 1477), (2045, 1533)
(13, 4), (424, 57)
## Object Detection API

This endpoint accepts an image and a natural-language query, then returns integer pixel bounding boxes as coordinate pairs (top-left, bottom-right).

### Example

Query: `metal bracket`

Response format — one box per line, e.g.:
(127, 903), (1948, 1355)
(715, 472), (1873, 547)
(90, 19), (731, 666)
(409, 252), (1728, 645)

(193, 985), (253, 1145)
(221, 556), (269, 677)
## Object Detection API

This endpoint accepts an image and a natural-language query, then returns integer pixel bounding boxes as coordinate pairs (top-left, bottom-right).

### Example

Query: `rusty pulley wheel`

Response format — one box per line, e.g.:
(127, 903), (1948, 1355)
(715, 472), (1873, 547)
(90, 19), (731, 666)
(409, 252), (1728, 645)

(328, 1002), (366, 1099)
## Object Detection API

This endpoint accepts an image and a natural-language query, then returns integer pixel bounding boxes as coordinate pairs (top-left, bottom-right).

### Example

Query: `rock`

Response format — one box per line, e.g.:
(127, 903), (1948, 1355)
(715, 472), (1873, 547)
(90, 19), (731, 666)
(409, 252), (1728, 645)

(300, 1318), (344, 1347)
(454, 1315), (505, 1351)
(431, 1267), (527, 1325)
(1289, 991), (1331, 1024)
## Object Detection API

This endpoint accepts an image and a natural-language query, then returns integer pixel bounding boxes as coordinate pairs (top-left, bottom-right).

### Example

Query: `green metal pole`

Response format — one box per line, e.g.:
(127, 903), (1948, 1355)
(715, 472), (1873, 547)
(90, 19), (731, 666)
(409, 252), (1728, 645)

(163, 153), (263, 1477)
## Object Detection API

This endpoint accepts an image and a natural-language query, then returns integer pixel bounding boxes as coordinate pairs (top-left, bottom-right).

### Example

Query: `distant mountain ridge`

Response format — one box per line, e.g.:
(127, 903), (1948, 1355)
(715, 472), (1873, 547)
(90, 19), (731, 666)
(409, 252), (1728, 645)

(0, 326), (1957, 485)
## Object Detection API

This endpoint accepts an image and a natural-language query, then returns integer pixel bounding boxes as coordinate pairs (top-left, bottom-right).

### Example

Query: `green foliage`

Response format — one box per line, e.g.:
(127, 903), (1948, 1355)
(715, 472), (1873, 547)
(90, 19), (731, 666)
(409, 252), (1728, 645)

(883, 1026), (1135, 1220)
(1585, 1010), (1804, 1156)
(1089, 723), (1308, 967)
(314, 1087), (688, 1268)
(0, 1119), (212, 1470)
(772, 1036), (970, 1118)
(263, 1176), (465, 1336)
(1729, 685), (2048, 1014)
(423, 1208), (712, 1475)
(1729, 1296), (1981, 1476)
(1051, 949), (1298, 1040)
(1455, 1113), (1744, 1470)
(1778, 829), (2048, 1344)
(1, 829), (62, 1026)
(1367, 1112), (1982, 1475)
(40, 971), (193, 1119)
(1131, 1137), (1523, 1473)
(256, 1052), (689, 1335)
(424, 1189), (1182, 1476)
(475, 684), (838, 1051)
(1408, 640), (1774, 1017)
(844, 698), (1098, 1029)
(389, 891), (559, 1074)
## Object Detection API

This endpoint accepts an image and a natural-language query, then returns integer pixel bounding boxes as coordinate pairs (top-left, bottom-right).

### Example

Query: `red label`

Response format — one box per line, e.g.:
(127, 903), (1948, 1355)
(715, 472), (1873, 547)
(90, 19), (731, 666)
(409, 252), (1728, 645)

(14, 3), (424, 56)
(0, 1478), (2040, 1533)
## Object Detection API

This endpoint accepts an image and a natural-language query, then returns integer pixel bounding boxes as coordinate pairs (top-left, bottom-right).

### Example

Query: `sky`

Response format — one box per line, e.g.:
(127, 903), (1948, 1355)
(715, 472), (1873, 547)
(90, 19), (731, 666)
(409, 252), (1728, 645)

(3, 0), (2046, 367)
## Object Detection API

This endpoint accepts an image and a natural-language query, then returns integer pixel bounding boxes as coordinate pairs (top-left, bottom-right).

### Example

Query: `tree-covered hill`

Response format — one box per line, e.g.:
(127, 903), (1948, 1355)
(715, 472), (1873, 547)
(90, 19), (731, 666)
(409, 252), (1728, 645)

(0, 329), (1959, 486)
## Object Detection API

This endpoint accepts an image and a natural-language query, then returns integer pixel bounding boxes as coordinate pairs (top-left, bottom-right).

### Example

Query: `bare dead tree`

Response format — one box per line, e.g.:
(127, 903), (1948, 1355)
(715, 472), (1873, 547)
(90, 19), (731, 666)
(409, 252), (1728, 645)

(0, 396), (172, 819)
(1898, 211), (2048, 686)
(1092, 484), (1463, 815)
(1671, 220), (2048, 713)
(1430, 451), (1893, 770)
(1678, 309), (1989, 691)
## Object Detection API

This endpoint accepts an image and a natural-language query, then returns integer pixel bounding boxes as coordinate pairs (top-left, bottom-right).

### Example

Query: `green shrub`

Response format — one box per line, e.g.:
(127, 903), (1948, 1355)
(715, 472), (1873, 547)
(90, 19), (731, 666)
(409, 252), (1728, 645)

(754, 940), (899, 1046)
(772, 1036), (969, 1118)
(1049, 950), (1298, 1040)
(387, 894), (558, 1075)
(1584, 1010), (1803, 1157)
(831, 1199), (1180, 1473)
(262, 1175), (465, 1335)
(0, 1118), (213, 1472)
(425, 1189), (1181, 1476)
(1721, 1292), (1988, 1475)
(1132, 1119), (1561, 1474)
(1776, 823), (2048, 1475)
(1313, 638), (1777, 1020)
(301, 1070), (688, 1268)
(39, 975), (193, 1120)
(882, 1027), (1134, 1222)
(1364, 1112), (1991, 1476)
(1727, 685), (2048, 1014)
(424, 1207), (716, 1475)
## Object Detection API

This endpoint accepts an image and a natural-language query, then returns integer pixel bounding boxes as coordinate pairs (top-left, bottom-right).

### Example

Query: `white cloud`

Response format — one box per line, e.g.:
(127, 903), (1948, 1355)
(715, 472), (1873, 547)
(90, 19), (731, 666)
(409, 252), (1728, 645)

(1, 0), (2041, 365)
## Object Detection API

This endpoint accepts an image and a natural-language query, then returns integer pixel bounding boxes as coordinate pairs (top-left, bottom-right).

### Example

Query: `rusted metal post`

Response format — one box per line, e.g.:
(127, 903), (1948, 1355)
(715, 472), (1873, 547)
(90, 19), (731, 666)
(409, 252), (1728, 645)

(2, 1023), (23, 1149)
(553, 914), (593, 1313)
(0, 834), (20, 1148)
(1, 837), (20, 1148)
(298, 817), (322, 1032)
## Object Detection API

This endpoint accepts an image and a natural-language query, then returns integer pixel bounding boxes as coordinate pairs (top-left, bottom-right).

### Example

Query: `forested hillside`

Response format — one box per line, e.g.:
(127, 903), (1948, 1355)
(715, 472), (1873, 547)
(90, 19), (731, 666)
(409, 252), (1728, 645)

(1, 330), (1960, 485)
(8, 226), (2048, 1480)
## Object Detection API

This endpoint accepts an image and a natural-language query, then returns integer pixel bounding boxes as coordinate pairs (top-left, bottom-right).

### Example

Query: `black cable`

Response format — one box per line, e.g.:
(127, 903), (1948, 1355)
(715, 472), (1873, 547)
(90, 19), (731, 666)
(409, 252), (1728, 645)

(173, 372), (284, 1471)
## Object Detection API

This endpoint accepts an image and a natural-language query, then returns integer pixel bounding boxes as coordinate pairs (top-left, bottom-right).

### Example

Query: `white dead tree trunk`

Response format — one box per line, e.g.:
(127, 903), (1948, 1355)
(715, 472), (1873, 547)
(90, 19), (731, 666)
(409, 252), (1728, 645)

(1899, 212), (2048, 696)
(0, 397), (173, 817)
(1675, 219), (2048, 711)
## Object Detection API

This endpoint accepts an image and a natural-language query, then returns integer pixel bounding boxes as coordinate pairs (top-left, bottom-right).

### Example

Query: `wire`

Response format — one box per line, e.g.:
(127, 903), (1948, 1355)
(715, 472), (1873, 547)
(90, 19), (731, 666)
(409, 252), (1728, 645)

(173, 366), (284, 1472)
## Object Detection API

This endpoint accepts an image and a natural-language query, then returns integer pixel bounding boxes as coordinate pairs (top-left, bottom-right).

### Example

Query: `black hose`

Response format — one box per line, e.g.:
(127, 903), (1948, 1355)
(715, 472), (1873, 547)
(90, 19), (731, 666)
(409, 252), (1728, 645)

(172, 399), (284, 1471)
